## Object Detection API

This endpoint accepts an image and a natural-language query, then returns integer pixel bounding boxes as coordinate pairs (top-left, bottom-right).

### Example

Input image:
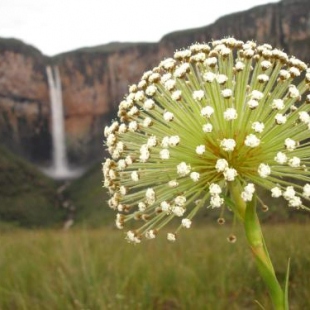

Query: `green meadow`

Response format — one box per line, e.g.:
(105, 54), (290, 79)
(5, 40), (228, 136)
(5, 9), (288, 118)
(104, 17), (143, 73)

(1, 147), (310, 309)
(0, 224), (309, 310)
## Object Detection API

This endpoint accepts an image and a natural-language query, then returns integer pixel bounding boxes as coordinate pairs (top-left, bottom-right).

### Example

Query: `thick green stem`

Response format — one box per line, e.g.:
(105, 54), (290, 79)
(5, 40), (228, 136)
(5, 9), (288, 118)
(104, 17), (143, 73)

(229, 181), (287, 310)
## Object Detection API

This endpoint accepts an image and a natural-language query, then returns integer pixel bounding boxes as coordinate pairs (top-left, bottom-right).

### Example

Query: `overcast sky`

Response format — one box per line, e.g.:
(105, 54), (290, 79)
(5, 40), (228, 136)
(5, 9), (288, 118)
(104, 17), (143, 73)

(0, 0), (280, 56)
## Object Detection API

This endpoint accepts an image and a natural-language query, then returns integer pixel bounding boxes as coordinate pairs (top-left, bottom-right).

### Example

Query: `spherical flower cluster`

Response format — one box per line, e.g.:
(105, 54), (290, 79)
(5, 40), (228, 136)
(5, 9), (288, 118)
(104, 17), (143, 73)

(103, 38), (310, 243)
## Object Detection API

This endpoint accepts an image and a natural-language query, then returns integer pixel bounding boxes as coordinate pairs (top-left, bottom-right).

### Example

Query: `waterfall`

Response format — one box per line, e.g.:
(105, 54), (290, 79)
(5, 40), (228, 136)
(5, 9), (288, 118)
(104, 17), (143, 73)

(44, 66), (82, 179)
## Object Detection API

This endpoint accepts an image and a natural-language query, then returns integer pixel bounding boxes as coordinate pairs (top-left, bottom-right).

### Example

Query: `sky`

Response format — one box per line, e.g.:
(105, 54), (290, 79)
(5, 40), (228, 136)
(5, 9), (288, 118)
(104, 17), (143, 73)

(0, 0), (280, 56)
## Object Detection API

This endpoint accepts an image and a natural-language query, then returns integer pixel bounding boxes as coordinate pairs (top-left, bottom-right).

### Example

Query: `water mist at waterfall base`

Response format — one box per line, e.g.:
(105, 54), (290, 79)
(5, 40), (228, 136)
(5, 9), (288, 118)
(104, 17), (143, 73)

(42, 66), (84, 180)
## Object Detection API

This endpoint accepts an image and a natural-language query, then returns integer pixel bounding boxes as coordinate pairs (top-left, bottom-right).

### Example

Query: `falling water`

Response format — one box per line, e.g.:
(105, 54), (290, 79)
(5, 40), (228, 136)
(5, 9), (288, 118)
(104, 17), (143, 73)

(44, 66), (83, 179)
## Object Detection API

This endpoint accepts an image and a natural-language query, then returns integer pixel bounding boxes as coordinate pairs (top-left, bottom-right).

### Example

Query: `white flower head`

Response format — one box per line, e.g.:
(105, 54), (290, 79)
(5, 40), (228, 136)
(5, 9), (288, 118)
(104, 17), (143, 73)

(163, 111), (174, 122)
(222, 88), (233, 99)
(160, 149), (170, 160)
(210, 195), (224, 208)
(252, 122), (265, 133)
(202, 123), (213, 133)
(174, 63), (190, 78)
(251, 90), (264, 100)
(299, 111), (310, 124)
(271, 99), (285, 110)
(104, 38), (310, 243)
(167, 233), (176, 242)
(175, 195), (186, 206)
(145, 85), (157, 96)
(143, 99), (155, 110)
(203, 72), (216, 82)
(223, 168), (238, 181)
(161, 136), (170, 148)
(257, 74), (269, 83)
(145, 188), (156, 205)
(177, 162), (191, 177)
(235, 61), (245, 71)
(138, 202), (147, 212)
(193, 90), (205, 101)
(216, 74), (228, 84)
(274, 152), (287, 164)
(261, 60), (272, 70)
(196, 145), (206, 155)
(204, 57), (217, 67)
(279, 70), (290, 80)
(190, 172), (200, 182)
(283, 186), (296, 200)
(220, 139), (236, 152)
(168, 180), (179, 188)
(288, 85), (300, 98)
(288, 196), (302, 208)
(241, 183), (255, 201)
(247, 99), (259, 109)
(284, 138), (297, 151)
(169, 135), (180, 147)
(172, 206), (185, 217)
(161, 201), (171, 213)
(143, 117), (153, 128)
(172, 90), (182, 101)
(147, 136), (157, 148)
(241, 191), (253, 202)
(126, 231), (141, 244)
(139, 144), (150, 162)
(288, 156), (301, 168)
(201, 106), (214, 118)
(181, 218), (192, 228)
(209, 183), (222, 195)
(303, 184), (310, 198)
(224, 108), (238, 120)
(164, 79), (176, 91)
(275, 114), (287, 125)
(145, 230), (157, 239)
(131, 171), (140, 182)
(244, 134), (260, 148)
(128, 121), (138, 132)
(215, 159), (229, 172)
(271, 186), (282, 198)
(258, 163), (271, 178)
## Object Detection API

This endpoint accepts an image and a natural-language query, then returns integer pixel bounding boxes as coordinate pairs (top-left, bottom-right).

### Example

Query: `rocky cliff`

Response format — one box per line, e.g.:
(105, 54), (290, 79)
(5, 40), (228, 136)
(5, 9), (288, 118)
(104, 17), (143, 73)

(0, 0), (309, 167)
(0, 39), (51, 162)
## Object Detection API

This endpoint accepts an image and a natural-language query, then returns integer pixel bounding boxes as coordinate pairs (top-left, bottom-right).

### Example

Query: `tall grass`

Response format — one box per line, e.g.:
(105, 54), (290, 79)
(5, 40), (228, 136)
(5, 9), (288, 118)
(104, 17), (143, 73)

(0, 224), (309, 309)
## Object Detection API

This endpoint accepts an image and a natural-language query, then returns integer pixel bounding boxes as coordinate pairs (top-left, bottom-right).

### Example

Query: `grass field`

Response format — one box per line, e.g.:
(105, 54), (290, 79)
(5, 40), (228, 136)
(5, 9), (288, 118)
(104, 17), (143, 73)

(0, 223), (309, 310)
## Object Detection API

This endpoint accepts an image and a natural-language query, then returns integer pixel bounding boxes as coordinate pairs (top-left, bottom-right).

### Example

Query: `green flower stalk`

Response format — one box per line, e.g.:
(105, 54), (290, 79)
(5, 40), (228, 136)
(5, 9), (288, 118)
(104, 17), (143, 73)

(103, 37), (310, 308)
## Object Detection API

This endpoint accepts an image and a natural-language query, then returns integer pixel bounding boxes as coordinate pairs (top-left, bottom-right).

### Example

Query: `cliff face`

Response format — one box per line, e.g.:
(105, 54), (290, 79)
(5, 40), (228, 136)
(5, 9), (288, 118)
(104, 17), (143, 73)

(159, 0), (310, 61)
(0, 0), (309, 166)
(55, 43), (161, 162)
(0, 39), (51, 162)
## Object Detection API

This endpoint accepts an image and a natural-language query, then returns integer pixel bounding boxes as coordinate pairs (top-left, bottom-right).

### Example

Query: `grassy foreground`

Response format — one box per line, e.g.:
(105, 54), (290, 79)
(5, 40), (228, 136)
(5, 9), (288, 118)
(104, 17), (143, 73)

(0, 224), (309, 310)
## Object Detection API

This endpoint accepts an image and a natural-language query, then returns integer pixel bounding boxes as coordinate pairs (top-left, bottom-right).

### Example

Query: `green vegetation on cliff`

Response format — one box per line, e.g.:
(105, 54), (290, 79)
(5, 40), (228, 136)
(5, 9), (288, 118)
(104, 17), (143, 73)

(0, 145), (64, 228)
(66, 162), (114, 228)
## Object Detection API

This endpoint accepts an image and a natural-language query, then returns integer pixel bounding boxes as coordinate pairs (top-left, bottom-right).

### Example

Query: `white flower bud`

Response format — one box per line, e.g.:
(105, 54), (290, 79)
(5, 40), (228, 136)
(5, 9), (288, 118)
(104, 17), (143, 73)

(244, 134), (260, 148)
(177, 162), (191, 176)
(224, 108), (238, 120)
(258, 163), (271, 178)
(220, 139), (236, 152)
(215, 159), (229, 172)
(201, 106), (214, 118)
(181, 218), (192, 228)
(196, 145), (206, 155)
(190, 172), (200, 182)
(223, 168), (238, 181)
(271, 187), (282, 198)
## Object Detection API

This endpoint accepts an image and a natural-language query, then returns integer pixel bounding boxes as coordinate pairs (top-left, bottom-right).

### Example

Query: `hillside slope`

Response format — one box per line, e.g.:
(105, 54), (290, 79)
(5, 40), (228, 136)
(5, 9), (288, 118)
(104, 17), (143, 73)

(0, 145), (65, 228)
